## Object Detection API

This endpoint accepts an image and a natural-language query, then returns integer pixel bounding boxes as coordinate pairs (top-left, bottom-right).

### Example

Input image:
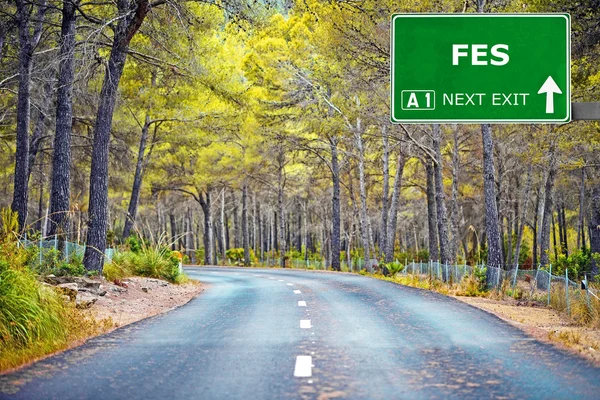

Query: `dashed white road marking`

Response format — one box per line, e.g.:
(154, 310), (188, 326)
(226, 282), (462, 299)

(268, 277), (275, 279)
(300, 320), (312, 329)
(253, 274), (260, 277)
(298, 301), (307, 307)
(294, 356), (312, 377)
(278, 279), (284, 282)
(286, 283), (294, 286)
(293, 290), (302, 294)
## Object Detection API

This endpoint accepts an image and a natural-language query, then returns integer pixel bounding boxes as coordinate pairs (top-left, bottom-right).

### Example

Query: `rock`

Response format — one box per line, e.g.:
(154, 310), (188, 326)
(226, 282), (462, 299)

(142, 287), (150, 293)
(110, 286), (127, 293)
(45, 275), (101, 290)
(76, 293), (98, 309)
(57, 283), (78, 301)
(382, 265), (391, 277)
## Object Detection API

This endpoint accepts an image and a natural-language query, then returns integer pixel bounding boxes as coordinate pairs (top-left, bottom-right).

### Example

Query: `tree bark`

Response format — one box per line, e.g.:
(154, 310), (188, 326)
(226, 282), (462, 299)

(84, 0), (151, 272)
(355, 125), (371, 270)
(220, 189), (227, 258)
(578, 168), (586, 249)
(170, 213), (176, 250)
(242, 182), (250, 266)
(589, 177), (600, 277)
(513, 164), (533, 267)
(28, 81), (53, 184)
(123, 116), (151, 238)
(331, 138), (341, 271)
(277, 148), (286, 267)
(540, 145), (558, 267)
(48, 0), (77, 239)
(449, 127), (460, 262)
(12, 0), (47, 230)
(425, 160), (439, 261)
(198, 190), (214, 265)
(432, 125), (452, 277)
(481, 123), (504, 276)
(380, 126), (389, 259)
(385, 151), (406, 262)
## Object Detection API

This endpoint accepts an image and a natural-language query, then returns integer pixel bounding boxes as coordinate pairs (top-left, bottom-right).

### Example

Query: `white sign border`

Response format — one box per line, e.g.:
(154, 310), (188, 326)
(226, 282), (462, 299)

(390, 13), (571, 124)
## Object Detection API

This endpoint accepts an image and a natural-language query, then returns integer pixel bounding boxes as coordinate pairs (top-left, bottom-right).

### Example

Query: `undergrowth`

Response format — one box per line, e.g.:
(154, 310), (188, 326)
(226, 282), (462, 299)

(103, 235), (187, 284)
(0, 209), (111, 372)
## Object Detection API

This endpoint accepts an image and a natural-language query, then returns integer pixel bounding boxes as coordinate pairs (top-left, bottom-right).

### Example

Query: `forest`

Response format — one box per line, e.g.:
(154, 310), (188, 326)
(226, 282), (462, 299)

(0, 0), (599, 280)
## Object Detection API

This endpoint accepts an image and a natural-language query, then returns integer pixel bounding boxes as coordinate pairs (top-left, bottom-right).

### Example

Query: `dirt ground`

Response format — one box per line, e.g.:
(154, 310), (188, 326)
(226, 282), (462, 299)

(92, 277), (203, 329)
(456, 296), (600, 365)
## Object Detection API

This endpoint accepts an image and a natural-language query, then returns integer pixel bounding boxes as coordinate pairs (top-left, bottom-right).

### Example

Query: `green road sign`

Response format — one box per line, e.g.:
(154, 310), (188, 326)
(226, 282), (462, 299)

(390, 14), (571, 123)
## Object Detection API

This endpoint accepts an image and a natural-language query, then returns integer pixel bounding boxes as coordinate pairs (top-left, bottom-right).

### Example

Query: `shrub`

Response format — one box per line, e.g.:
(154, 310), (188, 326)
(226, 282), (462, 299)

(104, 245), (184, 283)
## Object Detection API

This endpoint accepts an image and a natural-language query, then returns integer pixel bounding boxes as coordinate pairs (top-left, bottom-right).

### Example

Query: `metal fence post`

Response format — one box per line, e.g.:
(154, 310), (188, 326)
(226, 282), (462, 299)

(496, 266), (500, 288)
(512, 264), (519, 290)
(54, 234), (58, 251)
(565, 268), (570, 316)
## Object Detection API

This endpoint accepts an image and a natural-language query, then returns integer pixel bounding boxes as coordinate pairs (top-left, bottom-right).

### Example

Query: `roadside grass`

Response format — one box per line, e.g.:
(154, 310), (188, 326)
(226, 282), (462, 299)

(0, 210), (111, 372)
(103, 236), (188, 284)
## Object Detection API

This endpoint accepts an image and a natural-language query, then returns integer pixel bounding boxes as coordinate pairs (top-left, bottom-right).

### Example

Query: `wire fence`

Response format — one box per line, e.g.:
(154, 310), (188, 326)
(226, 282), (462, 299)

(20, 237), (115, 264)
(237, 255), (600, 319)
(403, 260), (600, 318)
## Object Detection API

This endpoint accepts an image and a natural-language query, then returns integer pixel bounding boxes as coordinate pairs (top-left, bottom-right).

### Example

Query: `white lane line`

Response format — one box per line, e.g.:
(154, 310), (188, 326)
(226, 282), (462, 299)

(300, 320), (312, 329)
(293, 290), (302, 294)
(278, 279), (284, 282)
(298, 301), (307, 307)
(294, 356), (312, 377)
(268, 277), (275, 279)
(286, 283), (294, 286)
(253, 274), (260, 277)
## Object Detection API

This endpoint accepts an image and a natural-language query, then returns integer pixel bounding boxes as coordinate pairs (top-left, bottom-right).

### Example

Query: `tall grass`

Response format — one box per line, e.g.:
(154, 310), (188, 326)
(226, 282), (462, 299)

(103, 234), (186, 283)
(0, 209), (110, 371)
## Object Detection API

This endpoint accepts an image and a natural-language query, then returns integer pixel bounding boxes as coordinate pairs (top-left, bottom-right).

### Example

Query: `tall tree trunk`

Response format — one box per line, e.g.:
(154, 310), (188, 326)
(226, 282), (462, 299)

(12, 0), (47, 230)
(540, 145), (558, 267)
(123, 116), (150, 238)
(449, 127), (460, 262)
(513, 164), (533, 267)
(48, 0), (77, 238)
(220, 189), (227, 258)
(560, 202), (568, 256)
(199, 190), (214, 265)
(277, 148), (286, 268)
(84, 0), (151, 272)
(331, 138), (341, 271)
(296, 211), (302, 251)
(552, 213), (559, 261)
(28, 81), (53, 184)
(169, 213), (176, 250)
(578, 168), (586, 249)
(380, 126), (389, 259)
(589, 177), (600, 277)
(385, 151), (406, 262)
(425, 160), (439, 261)
(355, 126), (371, 270)
(478, 1), (502, 277)
(481, 123), (504, 275)
(432, 125), (452, 276)
(242, 182), (250, 266)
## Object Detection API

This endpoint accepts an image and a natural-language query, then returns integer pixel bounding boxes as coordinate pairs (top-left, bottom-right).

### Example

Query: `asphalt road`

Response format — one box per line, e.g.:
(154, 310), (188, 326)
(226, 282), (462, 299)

(1, 267), (600, 399)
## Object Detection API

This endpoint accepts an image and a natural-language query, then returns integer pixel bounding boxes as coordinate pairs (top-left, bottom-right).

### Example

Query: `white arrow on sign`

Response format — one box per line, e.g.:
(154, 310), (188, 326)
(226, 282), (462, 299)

(537, 76), (562, 114)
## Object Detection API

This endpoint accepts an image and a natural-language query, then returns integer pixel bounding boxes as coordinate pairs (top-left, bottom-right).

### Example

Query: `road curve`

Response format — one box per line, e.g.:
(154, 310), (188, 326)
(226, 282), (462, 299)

(1, 267), (599, 399)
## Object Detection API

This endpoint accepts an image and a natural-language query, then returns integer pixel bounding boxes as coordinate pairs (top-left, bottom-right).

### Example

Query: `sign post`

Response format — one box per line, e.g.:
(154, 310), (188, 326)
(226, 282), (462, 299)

(390, 14), (571, 123)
